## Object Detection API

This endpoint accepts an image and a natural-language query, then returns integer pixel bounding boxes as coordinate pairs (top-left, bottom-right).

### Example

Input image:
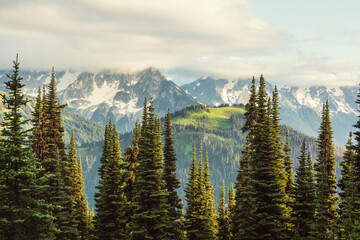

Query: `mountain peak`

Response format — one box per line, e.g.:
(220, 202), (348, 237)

(143, 66), (161, 74)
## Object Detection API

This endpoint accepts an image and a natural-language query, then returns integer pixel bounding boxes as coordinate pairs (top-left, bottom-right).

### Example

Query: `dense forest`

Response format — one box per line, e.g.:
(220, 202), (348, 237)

(1, 57), (360, 240)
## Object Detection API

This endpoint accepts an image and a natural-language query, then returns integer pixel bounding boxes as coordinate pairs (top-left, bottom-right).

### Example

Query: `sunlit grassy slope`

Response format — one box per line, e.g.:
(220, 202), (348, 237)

(172, 106), (246, 130)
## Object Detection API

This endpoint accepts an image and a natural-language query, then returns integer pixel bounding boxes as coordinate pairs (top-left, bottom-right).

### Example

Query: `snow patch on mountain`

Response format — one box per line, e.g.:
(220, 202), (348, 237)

(57, 71), (80, 91)
(87, 81), (118, 107)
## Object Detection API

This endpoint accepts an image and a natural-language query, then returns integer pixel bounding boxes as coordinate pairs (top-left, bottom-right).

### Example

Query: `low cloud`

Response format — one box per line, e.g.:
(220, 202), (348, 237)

(0, 1), (287, 69)
(0, 0), (358, 87)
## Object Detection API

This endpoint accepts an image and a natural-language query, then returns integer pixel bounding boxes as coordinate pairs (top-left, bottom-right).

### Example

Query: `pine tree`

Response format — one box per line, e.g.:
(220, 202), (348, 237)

(68, 131), (89, 239)
(233, 77), (256, 240)
(197, 144), (215, 239)
(43, 67), (78, 240)
(242, 76), (257, 132)
(185, 144), (199, 239)
(43, 67), (68, 173)
(226, 184), (235, 238)
(292, 138), (316, 239)
(338, 133), (360, 239)
(283, 128), (294, 234)
(185, 144), (214, 240)
(123, 121), (140, 203)
(87, 207), (95, 240)
(0, 55), (56, 239)
(31, 87), (46, 161)
(250, 75), (288, 239)
(94, 122), (127, 239)
(163, 109), (184, 239)
(203, 151), (218, 237)
(130, 98), (171, 240)
(217, 181), (230, 240)
(283, 128), (294, 198)
(313, 101), (339, 239)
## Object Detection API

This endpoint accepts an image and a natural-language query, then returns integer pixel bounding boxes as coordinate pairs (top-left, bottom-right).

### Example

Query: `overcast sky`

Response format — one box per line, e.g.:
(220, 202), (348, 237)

(0, 0), (359, 86)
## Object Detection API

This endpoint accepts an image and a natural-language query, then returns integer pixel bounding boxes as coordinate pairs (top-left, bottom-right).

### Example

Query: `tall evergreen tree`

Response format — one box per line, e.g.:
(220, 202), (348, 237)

(203, 151), (218, 237)
(68, 131), (89, 239)
(292, 138), (316, 239)
(242, 76), (257, 132)
(250, 75), (288, 239)
(94, 122), (127, 239)
(226, 184), (235, 239)
(185, 144), (199, 239)
(163, 109), (184, 240)
(313, 101), (339, 239)
(123, 121), (140, 203)
(43, 67), (78, 240)
(197, 144), (215, 239)
(233, 139), (255, 240)
(0, 55), (56, 239)
(233, 76), (257, 240)
(338, 133), (360, 239)
(283, 128), (294, 198)
(43, 67), (68, 172)
(185, 144), (214, 240)
(130, 98), (171, 240)
(283, 128), (294, 234)
(217, 181), (230, 240)
(31, 87), (46, 162)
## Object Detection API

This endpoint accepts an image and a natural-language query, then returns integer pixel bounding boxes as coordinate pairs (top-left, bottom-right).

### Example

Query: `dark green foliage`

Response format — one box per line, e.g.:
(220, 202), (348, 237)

(232, 78), (257, 240)
(122, 121), (140, 203)
(292, 138), (316, 239)
(337, 133), (360, 239)
(42, 68), (79, 240)
(203, 151), (218, 236)
(226, 184), (235, 238)
(129, 98), (171, 240)
(163, 109), (184, 239)
(283, 128), (294, 233)
(94, 122), (127, 239)
(284, 128), (294, 197)
(0, 56), (56, 240)
(185, 144), (214, 240)
(232, 137), (255, 240)
(242, 76), (257, 132)
(313, 101), (339, 239)
(217, 181), (230, 240)
(249, 75), (288, 239)
(31, 87), (46, 162)
(184, 144), (199, 238)
(68, 131), (89, 239)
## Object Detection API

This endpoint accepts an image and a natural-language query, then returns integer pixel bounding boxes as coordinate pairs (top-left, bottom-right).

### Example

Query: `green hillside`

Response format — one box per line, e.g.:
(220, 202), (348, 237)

(172, 105), (246, 130)
(80, 104), (330, 209)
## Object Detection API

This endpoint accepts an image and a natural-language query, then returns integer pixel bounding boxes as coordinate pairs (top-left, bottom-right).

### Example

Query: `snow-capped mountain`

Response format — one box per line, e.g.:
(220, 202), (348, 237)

(0, 67), (199, 133)
(182, 77), (359, 145)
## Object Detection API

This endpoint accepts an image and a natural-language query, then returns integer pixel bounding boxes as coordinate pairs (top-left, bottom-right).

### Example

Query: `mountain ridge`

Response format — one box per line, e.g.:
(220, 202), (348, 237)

(182, 77), (359, 145)
(0, 68), (357, 144)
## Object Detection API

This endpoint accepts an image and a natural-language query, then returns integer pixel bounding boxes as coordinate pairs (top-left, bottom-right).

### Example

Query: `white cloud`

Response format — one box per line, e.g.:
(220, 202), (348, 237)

(0, 0), (288, 70)
(0, 0), (358, 87)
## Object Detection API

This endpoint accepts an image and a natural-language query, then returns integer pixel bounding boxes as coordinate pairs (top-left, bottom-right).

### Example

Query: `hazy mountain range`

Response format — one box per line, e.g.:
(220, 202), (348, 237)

(0, 68), (358, 145)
